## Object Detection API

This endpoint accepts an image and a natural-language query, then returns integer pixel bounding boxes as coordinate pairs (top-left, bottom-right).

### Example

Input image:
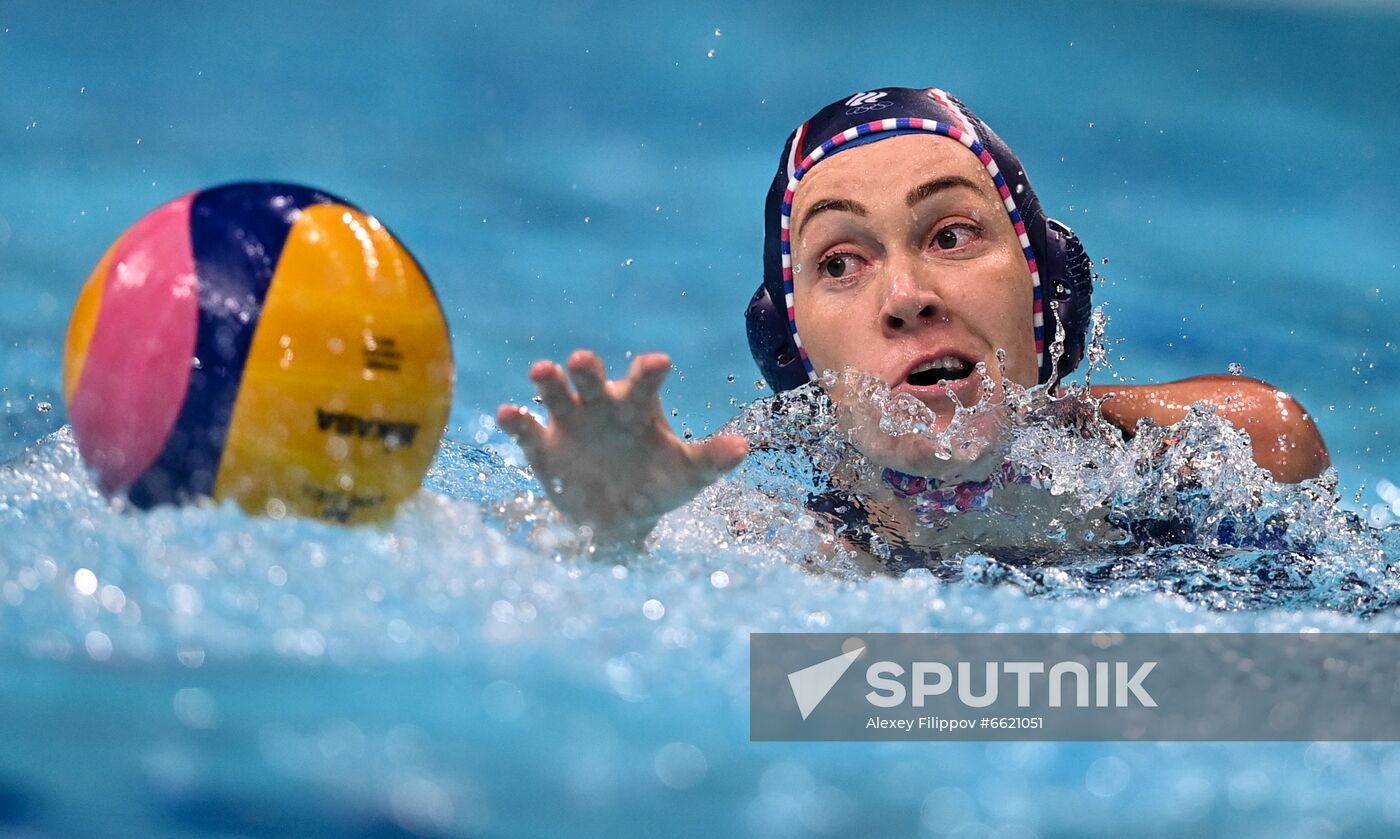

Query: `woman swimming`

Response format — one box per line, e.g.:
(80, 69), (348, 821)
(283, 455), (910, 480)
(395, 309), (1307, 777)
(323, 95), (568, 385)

(496, 87), (1330, 558)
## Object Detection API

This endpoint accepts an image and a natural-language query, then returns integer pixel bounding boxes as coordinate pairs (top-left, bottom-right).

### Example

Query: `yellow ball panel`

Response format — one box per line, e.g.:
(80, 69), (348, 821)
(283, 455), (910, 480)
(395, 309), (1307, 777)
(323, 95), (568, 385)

(213, 204), (454, 523)
(62, 240), (119, 407)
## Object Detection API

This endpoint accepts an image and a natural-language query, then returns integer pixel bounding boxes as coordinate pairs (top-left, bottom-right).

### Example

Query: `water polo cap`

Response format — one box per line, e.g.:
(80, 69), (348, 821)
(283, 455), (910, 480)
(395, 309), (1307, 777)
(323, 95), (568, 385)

(746, 87), (1093, 390)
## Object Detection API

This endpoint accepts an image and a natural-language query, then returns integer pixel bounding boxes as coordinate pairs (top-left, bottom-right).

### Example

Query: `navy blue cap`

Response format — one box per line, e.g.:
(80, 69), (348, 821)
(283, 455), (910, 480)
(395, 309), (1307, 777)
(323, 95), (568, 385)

(747, 87), (1092, 390)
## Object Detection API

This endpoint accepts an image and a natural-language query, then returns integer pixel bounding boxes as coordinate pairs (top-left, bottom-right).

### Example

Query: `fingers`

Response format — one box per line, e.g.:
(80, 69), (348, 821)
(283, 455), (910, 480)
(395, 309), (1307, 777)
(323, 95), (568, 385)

(529, 360), (576, 420)
(566, 350), (609, 403)
(625, 352), (672, 407)
(694, 433), (749, 478)
(527, 350), (665, 421)
(496, 403), (544, 452)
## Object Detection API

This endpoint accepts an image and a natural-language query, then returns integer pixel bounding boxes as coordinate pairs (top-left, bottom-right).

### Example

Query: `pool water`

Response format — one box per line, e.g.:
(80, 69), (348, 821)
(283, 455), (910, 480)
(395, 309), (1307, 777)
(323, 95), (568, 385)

(4, 1), (1400, 836)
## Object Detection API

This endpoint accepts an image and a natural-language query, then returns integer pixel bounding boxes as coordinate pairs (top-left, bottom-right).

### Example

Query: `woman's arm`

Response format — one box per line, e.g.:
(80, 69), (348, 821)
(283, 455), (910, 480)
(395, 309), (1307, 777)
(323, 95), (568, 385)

(1088, 375), (1330, 483)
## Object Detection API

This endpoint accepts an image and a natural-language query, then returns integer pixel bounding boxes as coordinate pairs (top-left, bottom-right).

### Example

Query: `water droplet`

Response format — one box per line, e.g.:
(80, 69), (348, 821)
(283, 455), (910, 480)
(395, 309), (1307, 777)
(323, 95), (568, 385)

(36, 402), (51, 412)
(173, 687), (218, 729)
(727, 374), (735, 382)
(654, 742), (707, 789)
(73, 568), (98, 596)
(642, 599), (665, 620)
(85, 631), (112, 662)
(1227, 362), (1244, 376)
(754, 379), (767, 391)
(98, 585), (126, 613)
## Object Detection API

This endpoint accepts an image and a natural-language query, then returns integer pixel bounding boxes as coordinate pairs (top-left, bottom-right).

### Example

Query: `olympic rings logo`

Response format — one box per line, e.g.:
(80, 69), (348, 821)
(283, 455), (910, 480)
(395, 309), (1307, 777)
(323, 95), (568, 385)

(844, 91), (892, 115)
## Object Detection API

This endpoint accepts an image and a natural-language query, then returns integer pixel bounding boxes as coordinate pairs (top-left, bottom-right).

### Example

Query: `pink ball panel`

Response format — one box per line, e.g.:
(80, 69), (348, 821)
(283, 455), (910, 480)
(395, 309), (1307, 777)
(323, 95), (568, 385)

(70, 194), (199, 492)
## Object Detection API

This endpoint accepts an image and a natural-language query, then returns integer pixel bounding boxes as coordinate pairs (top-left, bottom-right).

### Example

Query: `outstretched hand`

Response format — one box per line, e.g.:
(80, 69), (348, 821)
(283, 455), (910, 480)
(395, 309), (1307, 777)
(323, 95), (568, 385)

(497, 350), (749, 545)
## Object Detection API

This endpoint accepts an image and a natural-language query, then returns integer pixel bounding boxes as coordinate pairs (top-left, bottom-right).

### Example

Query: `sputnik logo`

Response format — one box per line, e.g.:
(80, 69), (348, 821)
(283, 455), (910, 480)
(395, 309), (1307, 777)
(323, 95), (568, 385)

(787, 640), (866, 720)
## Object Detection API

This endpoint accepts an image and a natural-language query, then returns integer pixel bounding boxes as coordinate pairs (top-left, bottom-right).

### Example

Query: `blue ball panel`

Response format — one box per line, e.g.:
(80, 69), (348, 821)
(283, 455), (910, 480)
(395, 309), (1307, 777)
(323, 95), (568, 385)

(127, 183), (354, 507)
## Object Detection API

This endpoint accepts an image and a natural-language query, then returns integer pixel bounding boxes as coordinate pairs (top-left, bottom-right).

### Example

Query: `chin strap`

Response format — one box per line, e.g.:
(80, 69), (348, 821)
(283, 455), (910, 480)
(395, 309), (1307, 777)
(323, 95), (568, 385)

(881, 463), (1038, 520)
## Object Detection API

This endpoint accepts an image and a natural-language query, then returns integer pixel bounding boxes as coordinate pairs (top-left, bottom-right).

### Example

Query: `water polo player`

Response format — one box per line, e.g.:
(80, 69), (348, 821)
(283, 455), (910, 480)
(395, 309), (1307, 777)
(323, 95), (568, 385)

(497, 87), (1330, 553)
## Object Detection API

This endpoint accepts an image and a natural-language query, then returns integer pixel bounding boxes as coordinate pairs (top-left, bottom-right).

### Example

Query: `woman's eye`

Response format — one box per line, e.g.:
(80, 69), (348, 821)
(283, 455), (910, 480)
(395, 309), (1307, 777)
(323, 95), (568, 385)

(933, 224), (978, 251)
(819, 253), (863, 279)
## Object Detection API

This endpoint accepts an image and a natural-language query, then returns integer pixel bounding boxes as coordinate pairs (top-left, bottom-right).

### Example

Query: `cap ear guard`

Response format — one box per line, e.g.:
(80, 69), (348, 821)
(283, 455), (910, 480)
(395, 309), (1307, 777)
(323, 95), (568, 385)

(745, 284), (809, 392)
(1039, 217), (1094, 383)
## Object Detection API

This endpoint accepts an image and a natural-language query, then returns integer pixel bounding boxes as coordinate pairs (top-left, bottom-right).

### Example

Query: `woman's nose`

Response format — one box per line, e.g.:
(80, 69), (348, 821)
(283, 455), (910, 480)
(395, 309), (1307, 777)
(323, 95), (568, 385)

(880, 267), (943, 332)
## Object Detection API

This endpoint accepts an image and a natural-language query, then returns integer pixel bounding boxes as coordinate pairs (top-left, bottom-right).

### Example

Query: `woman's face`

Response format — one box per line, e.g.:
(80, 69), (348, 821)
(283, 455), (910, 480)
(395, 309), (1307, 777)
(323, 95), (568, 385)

(788, 134), (1037, 473)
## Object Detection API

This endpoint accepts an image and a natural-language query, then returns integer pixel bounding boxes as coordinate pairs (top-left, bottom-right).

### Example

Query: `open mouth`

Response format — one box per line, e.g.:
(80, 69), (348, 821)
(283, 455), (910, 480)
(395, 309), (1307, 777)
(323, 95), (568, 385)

(905, 356), (975, 387)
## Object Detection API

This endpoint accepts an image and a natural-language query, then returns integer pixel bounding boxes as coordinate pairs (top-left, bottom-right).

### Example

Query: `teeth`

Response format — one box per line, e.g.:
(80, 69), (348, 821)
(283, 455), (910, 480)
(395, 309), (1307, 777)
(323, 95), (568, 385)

(906, 355), (975, 386)
(912, 356), (970, 374)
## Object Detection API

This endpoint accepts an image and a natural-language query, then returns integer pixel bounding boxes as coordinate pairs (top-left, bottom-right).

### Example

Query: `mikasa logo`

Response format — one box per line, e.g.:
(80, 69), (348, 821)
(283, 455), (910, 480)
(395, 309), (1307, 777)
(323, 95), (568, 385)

(844, 91), (891, 114)
(315, 408), (421, 451)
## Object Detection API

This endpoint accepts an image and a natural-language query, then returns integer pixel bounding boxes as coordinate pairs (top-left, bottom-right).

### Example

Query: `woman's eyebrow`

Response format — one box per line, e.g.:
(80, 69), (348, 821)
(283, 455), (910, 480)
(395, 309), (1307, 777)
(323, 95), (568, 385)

(795, 175), (987, 235)
(905, 175), (986, 207)
(795, 198), (867, 235)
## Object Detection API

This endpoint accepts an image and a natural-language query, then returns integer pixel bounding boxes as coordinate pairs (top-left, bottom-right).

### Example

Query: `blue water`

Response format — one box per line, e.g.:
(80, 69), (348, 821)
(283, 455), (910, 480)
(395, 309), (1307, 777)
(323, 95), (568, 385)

(4, 1), (1400, 836)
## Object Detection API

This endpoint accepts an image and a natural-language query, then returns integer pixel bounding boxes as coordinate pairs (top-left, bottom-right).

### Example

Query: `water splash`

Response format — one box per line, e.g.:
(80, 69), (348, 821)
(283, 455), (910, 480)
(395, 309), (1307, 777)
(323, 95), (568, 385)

(1, 300), (1397, 689)
(1, 412), (1399, 838)
(695, 330), (1400, 615)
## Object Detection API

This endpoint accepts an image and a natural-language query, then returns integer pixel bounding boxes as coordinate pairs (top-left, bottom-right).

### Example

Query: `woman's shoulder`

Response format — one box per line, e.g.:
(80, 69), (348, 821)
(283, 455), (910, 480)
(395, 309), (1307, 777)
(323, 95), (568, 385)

(1088, 375), (1330, 483)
